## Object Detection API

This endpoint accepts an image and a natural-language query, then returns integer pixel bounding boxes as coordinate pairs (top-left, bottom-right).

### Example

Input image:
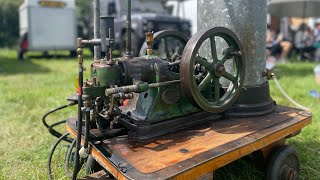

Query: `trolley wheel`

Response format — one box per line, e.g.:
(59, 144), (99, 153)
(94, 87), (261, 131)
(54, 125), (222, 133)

(265, 145), (300, 180)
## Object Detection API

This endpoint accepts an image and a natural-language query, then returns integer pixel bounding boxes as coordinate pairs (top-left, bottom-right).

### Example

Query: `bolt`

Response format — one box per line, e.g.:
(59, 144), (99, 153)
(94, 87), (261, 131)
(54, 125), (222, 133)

(118, 162), (127, 168)
(218, 67), (225, 74)
(77, 48), (83, 55)
(180, 148), (190, 153)
(118, 163), (127, 173)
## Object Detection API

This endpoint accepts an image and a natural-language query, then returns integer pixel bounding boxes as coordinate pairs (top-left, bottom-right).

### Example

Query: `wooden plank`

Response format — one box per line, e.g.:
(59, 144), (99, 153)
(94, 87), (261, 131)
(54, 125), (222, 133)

(105, 111), (299, 174)
(173, 115), (311, 179)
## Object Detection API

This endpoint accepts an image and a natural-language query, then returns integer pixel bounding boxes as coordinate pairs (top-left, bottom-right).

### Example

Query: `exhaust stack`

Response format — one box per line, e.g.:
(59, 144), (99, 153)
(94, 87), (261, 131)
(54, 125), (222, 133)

(93, 0), (101, 60)
(125, 0), (132, 58)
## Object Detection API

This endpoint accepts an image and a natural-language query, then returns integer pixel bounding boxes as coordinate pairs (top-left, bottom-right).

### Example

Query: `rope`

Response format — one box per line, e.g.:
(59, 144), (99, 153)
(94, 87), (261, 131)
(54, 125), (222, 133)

(272, 75), (311, 112)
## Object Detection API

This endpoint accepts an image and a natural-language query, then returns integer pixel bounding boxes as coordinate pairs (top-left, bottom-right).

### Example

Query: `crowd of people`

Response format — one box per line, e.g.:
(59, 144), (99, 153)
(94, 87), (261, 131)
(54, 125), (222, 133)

(266, 22), (320, 65)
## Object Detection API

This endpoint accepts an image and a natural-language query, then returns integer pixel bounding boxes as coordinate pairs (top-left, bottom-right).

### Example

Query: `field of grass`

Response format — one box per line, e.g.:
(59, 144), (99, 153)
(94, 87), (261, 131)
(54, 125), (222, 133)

(0, 49), (319, 179)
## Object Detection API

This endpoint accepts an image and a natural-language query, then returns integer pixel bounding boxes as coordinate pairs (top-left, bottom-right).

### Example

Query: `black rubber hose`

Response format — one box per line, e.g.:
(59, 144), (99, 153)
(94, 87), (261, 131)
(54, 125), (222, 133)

(64, 139), (76, 178)
(73, 42), (85, 180)
(48, 119), (74, 143)
(72, 101), (83, 180)
(42, 105), (68, 128)
(73, 65), (84, 179)
(47, 132), (70, 180)
(42, 103), (76, 142)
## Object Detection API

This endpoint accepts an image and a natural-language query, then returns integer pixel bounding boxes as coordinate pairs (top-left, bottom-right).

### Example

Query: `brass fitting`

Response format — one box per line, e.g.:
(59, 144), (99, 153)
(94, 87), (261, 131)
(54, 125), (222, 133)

(262, 70), (275, 80)
(145, 31), (154, 56)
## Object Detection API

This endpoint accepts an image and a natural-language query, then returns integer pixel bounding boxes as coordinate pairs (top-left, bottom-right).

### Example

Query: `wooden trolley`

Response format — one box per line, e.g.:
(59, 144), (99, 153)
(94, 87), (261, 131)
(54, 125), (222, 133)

(67, 106), (312, 180)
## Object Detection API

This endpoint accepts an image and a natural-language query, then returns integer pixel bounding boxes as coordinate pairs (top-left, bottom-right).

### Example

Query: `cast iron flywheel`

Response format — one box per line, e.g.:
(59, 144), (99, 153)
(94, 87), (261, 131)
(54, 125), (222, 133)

(139, 30), (188, 62)
(180, 27), (245, 113)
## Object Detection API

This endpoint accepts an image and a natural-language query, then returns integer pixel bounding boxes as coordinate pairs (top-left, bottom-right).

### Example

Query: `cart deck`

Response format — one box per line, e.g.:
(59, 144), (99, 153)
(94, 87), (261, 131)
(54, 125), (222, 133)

(67, 105), (312, 180)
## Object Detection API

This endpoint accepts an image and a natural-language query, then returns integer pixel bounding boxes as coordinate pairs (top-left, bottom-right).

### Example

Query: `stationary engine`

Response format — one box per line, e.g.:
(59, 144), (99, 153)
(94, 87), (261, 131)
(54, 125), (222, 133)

(75, 17), (245, 141)
(43, 0), (245, 178)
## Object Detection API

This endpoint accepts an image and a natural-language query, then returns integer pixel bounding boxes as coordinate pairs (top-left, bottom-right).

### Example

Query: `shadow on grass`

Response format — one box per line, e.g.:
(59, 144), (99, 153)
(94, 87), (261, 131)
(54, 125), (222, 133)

(27, 54), (74, 60)
(215, 158), (264, 180)
(0, 55), (51, 75)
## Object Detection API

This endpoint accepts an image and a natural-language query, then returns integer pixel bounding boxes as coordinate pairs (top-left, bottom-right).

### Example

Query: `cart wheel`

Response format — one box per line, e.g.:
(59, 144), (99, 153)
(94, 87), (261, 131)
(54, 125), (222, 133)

(265, 145), (300, 180)
(86, 155), (102, 174)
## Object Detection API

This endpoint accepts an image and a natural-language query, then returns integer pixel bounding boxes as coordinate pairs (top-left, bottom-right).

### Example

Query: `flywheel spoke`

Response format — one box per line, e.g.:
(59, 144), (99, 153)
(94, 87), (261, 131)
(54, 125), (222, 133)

(210, 36), (218, 62)
(198, 73), (212, 91)
(195, 56), (211, 69)
(163, 37), (171, 59)
(220, 54), (229, 64)
(222, 71), (237, 83)
(214, 78), (221, 101)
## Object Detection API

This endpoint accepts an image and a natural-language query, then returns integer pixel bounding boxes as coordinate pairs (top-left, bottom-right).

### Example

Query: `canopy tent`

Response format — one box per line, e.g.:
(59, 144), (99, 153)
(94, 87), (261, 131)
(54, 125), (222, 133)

(268, 0), (320, 17)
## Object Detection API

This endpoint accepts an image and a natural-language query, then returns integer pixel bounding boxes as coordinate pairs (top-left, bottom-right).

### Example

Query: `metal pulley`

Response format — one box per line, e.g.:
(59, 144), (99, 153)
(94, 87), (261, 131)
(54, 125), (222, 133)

(180, 27), (245, 113)
(139, 30), (188, 62)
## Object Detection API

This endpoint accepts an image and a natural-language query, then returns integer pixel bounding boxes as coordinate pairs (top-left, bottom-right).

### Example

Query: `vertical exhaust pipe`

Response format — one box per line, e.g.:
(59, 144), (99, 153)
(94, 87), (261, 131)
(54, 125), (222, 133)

(125, 0), (132, 58)
(100, 16), (115, 60)
(93, 0), (101, 60)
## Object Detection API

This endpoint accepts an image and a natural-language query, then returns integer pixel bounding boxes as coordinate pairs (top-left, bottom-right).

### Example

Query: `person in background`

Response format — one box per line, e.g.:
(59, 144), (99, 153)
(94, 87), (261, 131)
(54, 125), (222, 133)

(266, 25), (293, 63)
(314, 22), (320, 62)
(294, 24), (316, 60)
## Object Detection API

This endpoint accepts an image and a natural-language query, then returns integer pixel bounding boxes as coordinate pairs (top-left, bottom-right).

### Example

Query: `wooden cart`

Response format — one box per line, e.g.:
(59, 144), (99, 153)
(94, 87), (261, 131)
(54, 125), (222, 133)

(67, 106), (312, 180)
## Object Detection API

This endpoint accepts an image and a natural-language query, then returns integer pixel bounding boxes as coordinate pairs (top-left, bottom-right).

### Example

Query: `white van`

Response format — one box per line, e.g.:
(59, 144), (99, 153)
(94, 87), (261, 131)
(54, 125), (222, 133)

(18, 0), (77, 59)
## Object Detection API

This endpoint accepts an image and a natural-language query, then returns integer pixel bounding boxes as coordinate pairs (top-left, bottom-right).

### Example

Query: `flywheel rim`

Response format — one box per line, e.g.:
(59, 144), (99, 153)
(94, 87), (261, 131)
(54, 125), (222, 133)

(180, 27), (245, 113)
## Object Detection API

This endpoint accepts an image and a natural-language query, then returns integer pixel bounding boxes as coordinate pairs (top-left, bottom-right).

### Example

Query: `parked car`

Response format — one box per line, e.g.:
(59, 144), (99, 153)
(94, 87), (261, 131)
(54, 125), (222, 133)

(100, 0), (191, 56)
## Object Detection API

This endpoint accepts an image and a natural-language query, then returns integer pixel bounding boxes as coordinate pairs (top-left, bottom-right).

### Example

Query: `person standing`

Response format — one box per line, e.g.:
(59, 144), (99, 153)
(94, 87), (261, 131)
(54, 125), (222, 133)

(314, 22), (320, 62)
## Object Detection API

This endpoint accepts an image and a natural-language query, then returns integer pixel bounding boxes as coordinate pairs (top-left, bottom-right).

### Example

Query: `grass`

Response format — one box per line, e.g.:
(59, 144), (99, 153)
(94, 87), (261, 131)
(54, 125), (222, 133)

(0, 49), (319, 179)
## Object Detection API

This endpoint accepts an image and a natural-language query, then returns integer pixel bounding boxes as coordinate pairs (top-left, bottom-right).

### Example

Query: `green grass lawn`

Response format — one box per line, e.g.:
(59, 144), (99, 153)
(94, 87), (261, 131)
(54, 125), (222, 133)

(0, 49), (319, 179)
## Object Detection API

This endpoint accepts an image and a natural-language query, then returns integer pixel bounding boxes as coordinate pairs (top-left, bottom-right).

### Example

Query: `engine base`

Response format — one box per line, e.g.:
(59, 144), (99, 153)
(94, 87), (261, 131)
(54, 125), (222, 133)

(67, 112), (223, 142)
(120, 112), (223, 141)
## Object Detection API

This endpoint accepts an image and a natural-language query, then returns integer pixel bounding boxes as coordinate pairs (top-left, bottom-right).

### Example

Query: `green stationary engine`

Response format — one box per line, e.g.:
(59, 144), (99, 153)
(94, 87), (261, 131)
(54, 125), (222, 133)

(76, 22), (245, 140)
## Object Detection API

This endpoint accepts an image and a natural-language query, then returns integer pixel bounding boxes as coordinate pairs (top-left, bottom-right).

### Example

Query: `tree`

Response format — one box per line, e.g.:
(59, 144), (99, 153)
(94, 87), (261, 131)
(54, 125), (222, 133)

(0, 0), (23, 47)
(76, 0), (93, 38)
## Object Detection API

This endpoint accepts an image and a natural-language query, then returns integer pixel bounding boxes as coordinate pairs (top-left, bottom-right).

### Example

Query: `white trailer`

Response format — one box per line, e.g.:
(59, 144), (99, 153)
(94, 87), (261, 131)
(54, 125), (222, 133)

(18, 0), (77, 59)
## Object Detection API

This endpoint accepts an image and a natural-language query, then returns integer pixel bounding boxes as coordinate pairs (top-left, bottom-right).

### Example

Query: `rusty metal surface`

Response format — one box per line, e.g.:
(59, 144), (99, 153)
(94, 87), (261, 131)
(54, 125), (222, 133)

(67, 106), (312, 180)
(79, 170), (111, 180)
